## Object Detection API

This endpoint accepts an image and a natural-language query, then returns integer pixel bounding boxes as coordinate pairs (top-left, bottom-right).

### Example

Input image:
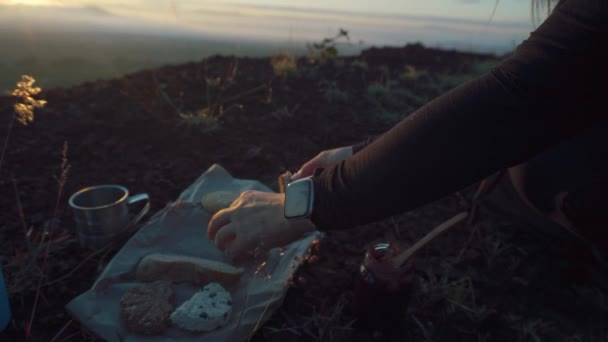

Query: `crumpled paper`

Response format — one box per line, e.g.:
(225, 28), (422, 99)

(66, 164), (319, 342)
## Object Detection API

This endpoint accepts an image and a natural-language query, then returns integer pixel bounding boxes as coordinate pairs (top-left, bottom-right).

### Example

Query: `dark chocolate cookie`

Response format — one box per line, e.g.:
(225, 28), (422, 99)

(120, 280), (175, 335)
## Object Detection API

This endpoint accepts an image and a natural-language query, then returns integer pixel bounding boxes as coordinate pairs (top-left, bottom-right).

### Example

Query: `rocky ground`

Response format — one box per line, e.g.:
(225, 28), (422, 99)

(1, 43), (607, 341)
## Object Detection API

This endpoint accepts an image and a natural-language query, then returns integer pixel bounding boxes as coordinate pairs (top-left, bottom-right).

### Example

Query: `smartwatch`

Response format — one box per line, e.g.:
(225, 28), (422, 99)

(284, 176), (314, 220)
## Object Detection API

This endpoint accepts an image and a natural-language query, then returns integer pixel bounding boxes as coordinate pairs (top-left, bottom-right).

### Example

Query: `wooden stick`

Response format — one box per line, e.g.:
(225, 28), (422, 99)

(392, 211), (469, 268)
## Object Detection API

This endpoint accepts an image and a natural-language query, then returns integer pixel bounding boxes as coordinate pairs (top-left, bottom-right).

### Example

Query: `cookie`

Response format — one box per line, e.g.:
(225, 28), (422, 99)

(120, 280), (175, 335)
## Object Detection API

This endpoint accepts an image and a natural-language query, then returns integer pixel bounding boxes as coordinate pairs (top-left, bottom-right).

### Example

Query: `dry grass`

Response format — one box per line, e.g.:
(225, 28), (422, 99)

(2, 134), (75, 340)
(25, 141), (71, 340)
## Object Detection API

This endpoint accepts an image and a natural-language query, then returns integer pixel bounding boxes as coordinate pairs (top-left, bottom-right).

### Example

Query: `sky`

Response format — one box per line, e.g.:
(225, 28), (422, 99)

(0, 0), (541, 90)
(0, 0), (539, 54)
(1, 0), (533, 22)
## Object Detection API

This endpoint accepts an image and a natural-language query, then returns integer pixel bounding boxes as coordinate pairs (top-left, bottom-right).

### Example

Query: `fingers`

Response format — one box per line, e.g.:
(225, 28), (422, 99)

(290, 169), (303, 181)
(293, 154), (324, 180)
(224, 234), (257, 259)
(214, 222), (257, 259)
(214, 223), (236, 251)
(207, 208), (231, 240)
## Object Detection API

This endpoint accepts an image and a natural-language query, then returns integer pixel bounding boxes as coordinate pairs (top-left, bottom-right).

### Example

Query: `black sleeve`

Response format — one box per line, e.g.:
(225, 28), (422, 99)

(311, 0), (608, 231)
(352, 135), (380, 154)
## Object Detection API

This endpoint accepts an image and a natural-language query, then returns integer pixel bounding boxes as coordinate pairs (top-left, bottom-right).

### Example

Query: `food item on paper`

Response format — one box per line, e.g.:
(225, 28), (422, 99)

(201, 191), (240, 214)
(135, 253), (245, 287)
(119, 280), (175, 335)
(278, 171), (292, 194)
(170, 282), (233, 332)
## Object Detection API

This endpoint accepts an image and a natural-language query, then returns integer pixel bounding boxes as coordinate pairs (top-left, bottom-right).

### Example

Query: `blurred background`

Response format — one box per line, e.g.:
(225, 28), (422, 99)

(0, 0), (533, 91)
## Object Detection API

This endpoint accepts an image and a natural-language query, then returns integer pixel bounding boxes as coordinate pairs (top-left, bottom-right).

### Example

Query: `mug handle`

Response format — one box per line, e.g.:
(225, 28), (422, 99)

(125, 193), (151, 233)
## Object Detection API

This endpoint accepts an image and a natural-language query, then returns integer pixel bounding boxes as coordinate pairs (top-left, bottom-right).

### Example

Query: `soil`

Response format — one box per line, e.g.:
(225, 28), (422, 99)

(1, 44), (607, 341)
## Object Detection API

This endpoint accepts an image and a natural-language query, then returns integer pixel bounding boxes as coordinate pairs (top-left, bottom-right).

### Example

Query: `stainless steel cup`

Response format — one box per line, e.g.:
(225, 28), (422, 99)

(69, 185), (150, 249)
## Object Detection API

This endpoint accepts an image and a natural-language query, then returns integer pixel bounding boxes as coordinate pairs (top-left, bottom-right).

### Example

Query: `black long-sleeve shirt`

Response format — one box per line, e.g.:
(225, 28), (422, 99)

(311, 0), (608, 231)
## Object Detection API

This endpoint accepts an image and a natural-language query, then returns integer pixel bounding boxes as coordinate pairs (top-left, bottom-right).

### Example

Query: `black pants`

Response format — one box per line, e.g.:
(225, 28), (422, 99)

(524, 120), (607, 243)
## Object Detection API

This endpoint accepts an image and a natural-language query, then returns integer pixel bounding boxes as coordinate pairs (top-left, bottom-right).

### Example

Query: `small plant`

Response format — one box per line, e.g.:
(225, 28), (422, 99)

(365, 83), (406, 124)
(270, 52), (297, 78)
(205, 76), (222, 89)
(12, 75), (47, 126)
(437, 59), (499, 90)
(178, 108), (221, 133)
(350, 59), (368, 71)
(401, 65), (418, 80)
(516, 318), (556, 342)
(270, 106), (295, 121)
(156, 59), (266, 133)
(366, 82), (390, 99)
(399, 64), (431, 82)
(482, 235), (510, 267)
(0, 75), (47, 173)
(365, 71), (435, 126)
(307, 29), (350, 64)
(318, 80), (350, 104)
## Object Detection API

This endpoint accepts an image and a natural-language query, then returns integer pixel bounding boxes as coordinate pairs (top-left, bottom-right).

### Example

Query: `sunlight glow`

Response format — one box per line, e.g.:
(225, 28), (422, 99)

(6, 0), (62, 6)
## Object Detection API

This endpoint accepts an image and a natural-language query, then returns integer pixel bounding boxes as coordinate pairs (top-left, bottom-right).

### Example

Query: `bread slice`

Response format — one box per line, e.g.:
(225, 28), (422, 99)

(201, 191), (240, 215)
(135, 253), (245, 287)
(278, 171), (292, 194)
(170, 282), (233, 332)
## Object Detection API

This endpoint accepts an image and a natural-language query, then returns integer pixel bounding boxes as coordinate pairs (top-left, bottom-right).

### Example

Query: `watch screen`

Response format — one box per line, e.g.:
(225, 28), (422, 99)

(284, 180), (312, 219)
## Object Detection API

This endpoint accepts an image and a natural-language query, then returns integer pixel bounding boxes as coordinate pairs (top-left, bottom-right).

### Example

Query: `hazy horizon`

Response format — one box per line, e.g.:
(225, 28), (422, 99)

(0, 1), (534, 52)
(0, 1), (539, 91)
(0, 0), (535, 22)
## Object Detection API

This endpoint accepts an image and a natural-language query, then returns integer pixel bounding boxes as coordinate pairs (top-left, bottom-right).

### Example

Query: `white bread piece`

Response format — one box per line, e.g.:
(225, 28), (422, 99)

(278, 171), (292, 194)
(170, 282), (233, 332)
(201, 191), (240, 214)
(135, 254), (244, 287)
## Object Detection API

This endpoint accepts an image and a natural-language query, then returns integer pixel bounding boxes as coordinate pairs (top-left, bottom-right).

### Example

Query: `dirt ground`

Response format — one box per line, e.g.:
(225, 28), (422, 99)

(1, 44), (607, 341)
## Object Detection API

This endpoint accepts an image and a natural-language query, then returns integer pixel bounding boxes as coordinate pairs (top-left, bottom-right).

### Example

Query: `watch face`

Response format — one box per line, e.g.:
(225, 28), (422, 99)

(284, 179), (312, 219)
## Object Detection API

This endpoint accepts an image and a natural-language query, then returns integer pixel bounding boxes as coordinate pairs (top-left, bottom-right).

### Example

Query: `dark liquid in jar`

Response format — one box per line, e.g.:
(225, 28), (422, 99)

(353, 242), (415, 330)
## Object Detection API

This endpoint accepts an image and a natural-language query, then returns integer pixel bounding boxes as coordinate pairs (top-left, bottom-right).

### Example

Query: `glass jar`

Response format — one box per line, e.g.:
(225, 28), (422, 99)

(353, 241), (416, 329)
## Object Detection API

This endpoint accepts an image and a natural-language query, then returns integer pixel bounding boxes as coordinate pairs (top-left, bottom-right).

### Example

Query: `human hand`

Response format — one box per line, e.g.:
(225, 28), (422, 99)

(291, 146), (352, 181)
(207, 191), (316, 260)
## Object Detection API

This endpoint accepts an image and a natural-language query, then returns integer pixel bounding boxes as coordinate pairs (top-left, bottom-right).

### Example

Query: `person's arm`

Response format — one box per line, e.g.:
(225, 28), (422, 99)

(311, 0), (608, 231)
(352, 135), (380, 154)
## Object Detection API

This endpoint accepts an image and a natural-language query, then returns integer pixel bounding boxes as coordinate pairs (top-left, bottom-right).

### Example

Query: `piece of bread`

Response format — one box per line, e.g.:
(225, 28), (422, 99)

(135, 253), (245, 287)
(278, 171), (292, 194)
(170, 282), (233, 332)
(120, 280), (175, 335)
(201, 191), (240, 214)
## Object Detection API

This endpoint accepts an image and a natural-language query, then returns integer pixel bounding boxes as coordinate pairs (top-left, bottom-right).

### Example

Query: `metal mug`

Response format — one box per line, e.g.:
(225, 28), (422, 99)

(69, 185), (150, 249)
